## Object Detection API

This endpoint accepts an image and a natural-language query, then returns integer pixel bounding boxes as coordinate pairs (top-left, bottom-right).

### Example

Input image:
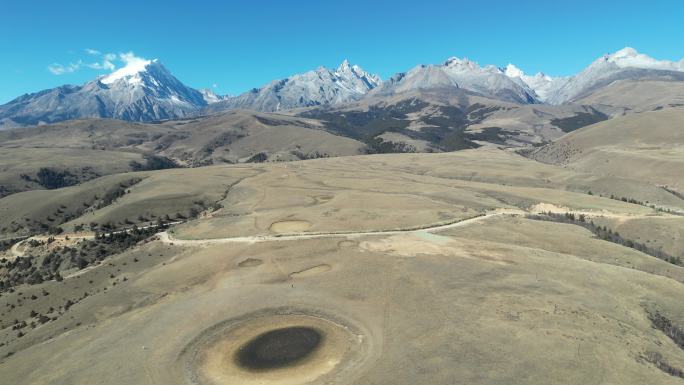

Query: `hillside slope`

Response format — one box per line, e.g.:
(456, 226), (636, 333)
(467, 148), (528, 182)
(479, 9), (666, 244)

(0, 111), (366, 197)
(529, 107), (684, 191)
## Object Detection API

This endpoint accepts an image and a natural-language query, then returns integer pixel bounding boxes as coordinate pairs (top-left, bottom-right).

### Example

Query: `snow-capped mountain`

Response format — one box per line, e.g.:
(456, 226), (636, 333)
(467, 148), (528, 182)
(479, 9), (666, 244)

(0, 58), (210, 127)
(207, 60), (381, 112)
(372, 57), (539, 104)
(541, 47), (684, 104)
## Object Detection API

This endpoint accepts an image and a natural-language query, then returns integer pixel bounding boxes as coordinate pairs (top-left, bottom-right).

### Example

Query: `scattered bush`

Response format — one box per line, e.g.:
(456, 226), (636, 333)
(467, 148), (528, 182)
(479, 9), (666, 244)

(0, 225), (166, 292)
(643, 351), (684, 378)
(366, 137), (416, 154)
(648, 310), (684, 349)
(527, 212), (681, 265)
(129, 155), (179, 171)
(32, 168), (80, 189)
(246, 152), (268, 163)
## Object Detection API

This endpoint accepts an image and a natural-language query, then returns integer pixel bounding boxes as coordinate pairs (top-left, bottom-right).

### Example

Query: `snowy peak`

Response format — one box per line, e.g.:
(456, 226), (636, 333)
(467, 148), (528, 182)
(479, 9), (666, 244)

(0, 54), (210, 126)
(544, 47), (684, 104)
(335, 59), (382, 86)
(92, 57), (207, 110)
(96, 57), (206, 106)
(333, 59), (382, 93)
(212, 60), (382, 112)
(374, 56), (539, 104)
(99, 59), (177, 93)
(502, 47), (684, 104)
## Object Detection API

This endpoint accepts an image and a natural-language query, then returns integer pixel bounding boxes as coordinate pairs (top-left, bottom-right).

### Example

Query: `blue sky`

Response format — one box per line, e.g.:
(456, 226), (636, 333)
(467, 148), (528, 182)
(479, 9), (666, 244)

(1, 0), (683, 103)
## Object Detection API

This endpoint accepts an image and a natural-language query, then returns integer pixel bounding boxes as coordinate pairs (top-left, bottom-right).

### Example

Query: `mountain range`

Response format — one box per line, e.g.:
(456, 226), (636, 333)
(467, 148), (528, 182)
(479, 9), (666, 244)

(1, 47), (683, 129)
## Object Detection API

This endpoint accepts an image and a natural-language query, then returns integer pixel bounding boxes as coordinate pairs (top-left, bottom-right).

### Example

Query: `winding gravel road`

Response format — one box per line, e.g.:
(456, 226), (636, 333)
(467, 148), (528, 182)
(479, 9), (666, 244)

(158, 209), (525, 246)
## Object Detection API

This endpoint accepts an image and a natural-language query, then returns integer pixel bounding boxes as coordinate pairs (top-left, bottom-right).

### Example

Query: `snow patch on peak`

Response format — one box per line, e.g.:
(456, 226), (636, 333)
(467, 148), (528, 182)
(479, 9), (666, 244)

(101, 52), (154, 85)
(504, 64), (552, 83)
(611, 47), (639, 58)
(443, 56), (479, 72)
(502, 63), (560, 102)
(603, 46), (684, 72)
(504, 64), (525, 79)
(199, 88), (225, 104)
(334, 60), (382, 89)
(338, 59), (351, 72)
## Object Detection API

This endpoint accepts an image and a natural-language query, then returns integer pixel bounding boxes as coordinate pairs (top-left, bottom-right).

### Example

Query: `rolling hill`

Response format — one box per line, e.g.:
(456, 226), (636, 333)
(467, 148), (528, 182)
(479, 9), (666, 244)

(1, 149), (684, 384)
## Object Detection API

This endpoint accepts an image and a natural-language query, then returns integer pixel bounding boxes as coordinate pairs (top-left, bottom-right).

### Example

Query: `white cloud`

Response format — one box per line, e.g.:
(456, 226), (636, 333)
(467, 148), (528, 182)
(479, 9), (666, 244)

(48, 50), (153, 77)
(100, 52), (151, 84)
(83, 49), (117, 71)
(119, 51), (149, 66)
(47, 60), (82, 75)
(87, 61), (116, 71)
